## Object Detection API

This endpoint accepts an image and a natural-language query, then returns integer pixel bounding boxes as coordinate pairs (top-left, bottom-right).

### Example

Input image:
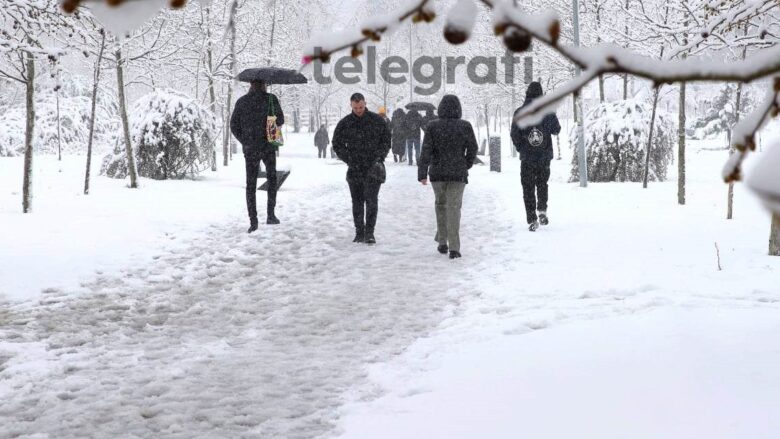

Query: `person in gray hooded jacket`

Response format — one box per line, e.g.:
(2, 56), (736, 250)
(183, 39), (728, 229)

(418, 94), (478, 259)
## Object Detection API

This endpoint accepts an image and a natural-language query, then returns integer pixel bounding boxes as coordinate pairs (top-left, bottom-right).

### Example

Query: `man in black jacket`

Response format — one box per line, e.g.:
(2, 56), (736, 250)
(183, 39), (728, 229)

(510, 82), (561, 232)
(404, 110), (423, 166)
(230, 81), (284, 233)
(332, 93), (392, 244)
(418, 95), (478, 259)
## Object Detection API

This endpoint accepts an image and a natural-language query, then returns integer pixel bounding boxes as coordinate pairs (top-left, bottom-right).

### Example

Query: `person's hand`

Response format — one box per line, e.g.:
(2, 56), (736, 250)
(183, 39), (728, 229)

(420, 179), (428, 185)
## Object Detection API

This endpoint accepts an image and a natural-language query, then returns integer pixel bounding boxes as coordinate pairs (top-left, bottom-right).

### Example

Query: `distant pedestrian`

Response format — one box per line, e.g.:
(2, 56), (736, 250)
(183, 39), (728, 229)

(230, 80), (284, 233)
(332, 93), (392, 244)
(510, 82), (561, 232)
(421, 108), (436, 133)
(404, 109), (423, 166)
(390, 108), (407, 163)
(418, 95), (478, 259)
(378, 106), (390, 125)
(314, 124), (329, 159)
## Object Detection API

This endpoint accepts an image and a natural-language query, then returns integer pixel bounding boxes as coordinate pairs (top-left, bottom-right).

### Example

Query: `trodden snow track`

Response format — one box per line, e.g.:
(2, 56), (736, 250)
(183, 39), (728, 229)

(0, 165), (498, 438)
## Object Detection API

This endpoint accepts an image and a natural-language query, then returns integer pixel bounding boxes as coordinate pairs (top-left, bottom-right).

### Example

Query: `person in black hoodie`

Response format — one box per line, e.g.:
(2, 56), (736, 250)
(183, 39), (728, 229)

(332, 93), (392, 244)
(230, 81), (284, 233)
(404, 109), (423, 166)
(510, 82), (561, 232)
(314, 124), (329, 159)
(390, 108), (407, 163)
(418, 95), (478, 259)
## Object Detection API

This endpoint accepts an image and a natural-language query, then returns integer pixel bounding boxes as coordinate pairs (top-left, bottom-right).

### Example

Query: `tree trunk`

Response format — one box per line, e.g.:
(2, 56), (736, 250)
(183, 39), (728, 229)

(223, 92), (232, 167)
(728, 24), (749, 220)
(484, 104), (491, 140)
(596, 7), (604, 103)
(623, 0), (630, 99)
(223, 0), (238, 167)
(770, 213), (780, 256)
(56, 86), (62, 161)
(643, 86), (661, 189)
(85, 30), (106, 195)
(268, 0), (277, 65)
(678, 82), (686, 204)
(22, 51), (35, 213)
(116, 48), (139, 188)
(206, 6), (217, 172)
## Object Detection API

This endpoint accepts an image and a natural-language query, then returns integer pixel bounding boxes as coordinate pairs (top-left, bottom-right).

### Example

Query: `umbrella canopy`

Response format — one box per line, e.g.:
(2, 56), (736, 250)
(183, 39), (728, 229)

(237, 67), (308, 85)
(405, 102), (436, 112)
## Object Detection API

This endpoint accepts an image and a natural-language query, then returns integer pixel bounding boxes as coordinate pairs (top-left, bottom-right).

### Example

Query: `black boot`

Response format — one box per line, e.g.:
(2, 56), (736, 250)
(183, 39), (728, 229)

(437, 244), (449, 254)
(266, 207), (280, 225)
(449, 250), (462, 259)
(353, 228), (365, 243)
(539, 212), (549, 226)
(247, 218), (259, 234)
(364, 230), (376, 244)
(528, 221), (540, 232)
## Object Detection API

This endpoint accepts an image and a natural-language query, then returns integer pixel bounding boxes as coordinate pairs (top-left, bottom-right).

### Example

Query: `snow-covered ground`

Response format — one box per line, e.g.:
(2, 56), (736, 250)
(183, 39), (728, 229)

(1, 129), (779, 438)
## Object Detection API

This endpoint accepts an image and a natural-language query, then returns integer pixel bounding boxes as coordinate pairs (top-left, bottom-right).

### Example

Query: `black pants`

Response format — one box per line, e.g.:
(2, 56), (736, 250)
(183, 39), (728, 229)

(348, 175), (381, 234)
(317, 146), (327, 158)
(245, 149), (277, 221)
(521, 160), (551, 224)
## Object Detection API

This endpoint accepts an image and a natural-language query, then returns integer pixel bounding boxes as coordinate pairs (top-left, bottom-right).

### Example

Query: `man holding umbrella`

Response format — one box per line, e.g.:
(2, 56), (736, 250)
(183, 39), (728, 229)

(333, 93), (392, 244)
(231, 68), (305, 233)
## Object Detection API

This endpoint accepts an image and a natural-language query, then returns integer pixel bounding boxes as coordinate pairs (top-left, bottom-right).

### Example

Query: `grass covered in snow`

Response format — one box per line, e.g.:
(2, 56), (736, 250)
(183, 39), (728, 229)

(1, 129), (778, 438)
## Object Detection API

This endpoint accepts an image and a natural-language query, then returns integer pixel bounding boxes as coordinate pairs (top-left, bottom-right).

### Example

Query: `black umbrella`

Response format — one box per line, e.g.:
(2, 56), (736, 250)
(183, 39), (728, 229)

(405, 102), (436, 112)
(237, 67), (308, 85)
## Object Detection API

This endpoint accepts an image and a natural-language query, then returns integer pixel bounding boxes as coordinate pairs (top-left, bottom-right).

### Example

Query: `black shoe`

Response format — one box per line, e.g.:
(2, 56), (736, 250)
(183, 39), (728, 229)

(353, 230), (365, 243)
(539, 212), (549, 226)
(266, 215), (280, 225)
(529, 221), (540, 232)
(437, 244), (449, 254)
(247, 219), (258, 234)
(364, 233), (376, 245)
(449, 250), (462, 259)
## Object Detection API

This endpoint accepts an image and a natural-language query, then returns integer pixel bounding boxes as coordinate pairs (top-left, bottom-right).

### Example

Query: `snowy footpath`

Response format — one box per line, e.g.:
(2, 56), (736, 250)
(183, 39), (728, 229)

(2, 133), (780, 438)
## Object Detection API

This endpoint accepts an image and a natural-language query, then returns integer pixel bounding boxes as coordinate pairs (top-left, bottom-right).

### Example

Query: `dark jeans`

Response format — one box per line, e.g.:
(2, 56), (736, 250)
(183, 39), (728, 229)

(521, 160), (551, 224)
(245, 149), (277, 221)
(317, 146), (327, 158)
(347, 175), (381, 234)
(406, 139), (420, 165)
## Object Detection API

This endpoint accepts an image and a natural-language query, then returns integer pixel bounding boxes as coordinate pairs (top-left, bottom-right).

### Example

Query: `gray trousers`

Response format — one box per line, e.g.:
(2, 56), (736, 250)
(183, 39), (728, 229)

(432, 181), (466, 252)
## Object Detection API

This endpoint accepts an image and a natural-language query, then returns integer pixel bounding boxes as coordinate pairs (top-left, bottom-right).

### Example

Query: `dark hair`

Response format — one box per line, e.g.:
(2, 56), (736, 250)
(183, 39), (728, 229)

(250, 81), (267, 93)
(350, 93), (365, 103)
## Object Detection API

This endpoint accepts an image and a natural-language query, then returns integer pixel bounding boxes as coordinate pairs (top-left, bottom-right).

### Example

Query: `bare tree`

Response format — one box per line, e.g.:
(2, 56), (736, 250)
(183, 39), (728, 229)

(84, 29), (107, 195)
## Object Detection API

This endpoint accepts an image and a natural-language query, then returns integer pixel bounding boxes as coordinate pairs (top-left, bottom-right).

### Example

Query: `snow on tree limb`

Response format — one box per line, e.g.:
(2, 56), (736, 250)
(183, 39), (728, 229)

(301, 0), (434, 63)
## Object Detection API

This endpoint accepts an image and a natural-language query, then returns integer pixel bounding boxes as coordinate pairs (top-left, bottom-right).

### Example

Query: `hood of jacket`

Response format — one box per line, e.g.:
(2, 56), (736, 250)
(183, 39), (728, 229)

(437, 95), (462, 119)
(522, 82), (543, 107)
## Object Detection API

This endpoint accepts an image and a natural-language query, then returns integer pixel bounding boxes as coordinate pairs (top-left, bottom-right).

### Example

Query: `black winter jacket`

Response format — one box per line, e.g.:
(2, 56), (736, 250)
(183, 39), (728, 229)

(510, 82), (561, 163)
(404, 110), (423, 143)
(390, 109), (407, 155)
(230, 90), (285, 155)
(418, 95), (478, 183)
(314, 126), (329, 147)
(332, 110), (391, 180)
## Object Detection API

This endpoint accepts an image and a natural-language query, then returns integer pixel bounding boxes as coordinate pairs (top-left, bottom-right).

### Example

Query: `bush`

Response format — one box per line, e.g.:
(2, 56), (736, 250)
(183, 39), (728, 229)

(688, 83), (754, 141)
(101, 90), (216, 180)
(570, 99), (675, 183)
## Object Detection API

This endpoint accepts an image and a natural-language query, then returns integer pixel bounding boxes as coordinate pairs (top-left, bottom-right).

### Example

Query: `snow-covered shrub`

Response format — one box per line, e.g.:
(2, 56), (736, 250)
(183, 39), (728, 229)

(570, 99), (675, 183)
(688, 84), (754, 140)
(101, 90), (216, 180)
(0, 78), (119, 157)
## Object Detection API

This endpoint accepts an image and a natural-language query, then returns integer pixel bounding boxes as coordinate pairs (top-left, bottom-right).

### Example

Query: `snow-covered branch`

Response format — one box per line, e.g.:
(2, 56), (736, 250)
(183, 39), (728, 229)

(301, 0), (434, 63)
